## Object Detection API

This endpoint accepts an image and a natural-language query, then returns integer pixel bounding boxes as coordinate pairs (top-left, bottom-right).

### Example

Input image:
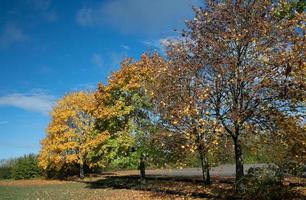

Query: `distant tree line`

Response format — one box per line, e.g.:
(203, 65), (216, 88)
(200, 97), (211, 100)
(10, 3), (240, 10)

(0, 154), (41, 180)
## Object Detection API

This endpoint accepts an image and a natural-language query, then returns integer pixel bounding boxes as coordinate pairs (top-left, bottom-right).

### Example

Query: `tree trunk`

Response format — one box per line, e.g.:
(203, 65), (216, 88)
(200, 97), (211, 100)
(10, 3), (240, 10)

(199, 149), (210, 184)
(204, 157), (211, 184)
(139, 154), (146, 184)
(233, 136), (244, 184)
(196, 128), (211, 185)
(79, 163), (84, 179)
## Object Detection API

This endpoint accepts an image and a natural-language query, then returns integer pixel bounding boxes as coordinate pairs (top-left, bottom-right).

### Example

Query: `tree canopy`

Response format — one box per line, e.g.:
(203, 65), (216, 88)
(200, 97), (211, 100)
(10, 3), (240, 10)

(38, 1), (305, 191)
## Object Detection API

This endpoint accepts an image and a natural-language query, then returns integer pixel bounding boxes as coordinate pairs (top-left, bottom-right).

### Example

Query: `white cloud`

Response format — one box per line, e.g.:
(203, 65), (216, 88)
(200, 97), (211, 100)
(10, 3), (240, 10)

(142, 36), (182, 51)
(159, 36), (181, 47)
(0, 92), (55, 115)
(76, 0), (200, 35)
(0, 24), (28, 49)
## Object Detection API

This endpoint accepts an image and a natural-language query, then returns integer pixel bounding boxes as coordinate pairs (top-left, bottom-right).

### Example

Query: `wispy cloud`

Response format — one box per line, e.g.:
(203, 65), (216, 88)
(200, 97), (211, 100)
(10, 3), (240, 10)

(28, 0), (51, 10)
(142, 36), (182, 51)
(0, 121), (8, 125)
(72, 83), (97, 92)
(141, 40), (161, 49)
(0, 24), (28, 49)
(43, 10), (58, 22)
(27, 0), (58, 22)
(0, 91), (55, 115)
(76, 0), (200, 35)
(120, 45), (130, 50)
(91, 53), (104, 69)
(91, 51), (128, 72)
(76, 8), (95, 27)
(159, 36), (181, 47)
(0, 141), (37, 149)
(108, 51), (128, 70)
(38, 65), (56, 74)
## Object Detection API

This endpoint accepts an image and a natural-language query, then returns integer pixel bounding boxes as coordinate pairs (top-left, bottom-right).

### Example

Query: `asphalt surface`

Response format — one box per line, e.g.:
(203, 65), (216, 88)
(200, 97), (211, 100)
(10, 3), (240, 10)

(115, 164), (269, 178)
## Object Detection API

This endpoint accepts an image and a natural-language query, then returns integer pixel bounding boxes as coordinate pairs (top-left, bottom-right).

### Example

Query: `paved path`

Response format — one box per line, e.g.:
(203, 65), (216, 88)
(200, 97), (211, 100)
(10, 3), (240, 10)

(115, 164), (269, 178)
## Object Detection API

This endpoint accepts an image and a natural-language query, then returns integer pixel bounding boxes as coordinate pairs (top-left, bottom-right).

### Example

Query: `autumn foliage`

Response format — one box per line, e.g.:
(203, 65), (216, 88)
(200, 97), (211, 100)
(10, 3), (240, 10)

(39, 1), (305, 194)
(39, 92), (109, 178)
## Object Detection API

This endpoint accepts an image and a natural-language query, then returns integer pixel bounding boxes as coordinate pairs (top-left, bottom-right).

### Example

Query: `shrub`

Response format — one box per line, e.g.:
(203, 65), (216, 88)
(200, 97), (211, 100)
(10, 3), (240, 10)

(240, 165), (293, 200)
(279, 159), (305, 177)
(43, 163), (93, 179)
(11, 154), (42, 180)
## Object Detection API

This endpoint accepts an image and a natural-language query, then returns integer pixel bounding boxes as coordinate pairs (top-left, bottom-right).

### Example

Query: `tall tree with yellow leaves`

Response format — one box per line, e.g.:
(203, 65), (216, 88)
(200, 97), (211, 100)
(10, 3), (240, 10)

(39, 91), (108, 179)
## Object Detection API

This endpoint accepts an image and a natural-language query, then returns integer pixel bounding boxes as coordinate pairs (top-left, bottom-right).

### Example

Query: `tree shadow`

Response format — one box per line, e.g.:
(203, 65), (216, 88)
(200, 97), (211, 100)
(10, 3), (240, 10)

(85, 175), (235, 199)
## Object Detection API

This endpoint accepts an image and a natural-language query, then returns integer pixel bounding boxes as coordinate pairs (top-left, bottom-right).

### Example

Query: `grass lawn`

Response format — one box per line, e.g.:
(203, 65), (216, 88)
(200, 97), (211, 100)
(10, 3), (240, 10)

(0, 179), (174, 200)
(0, 176), (305, 200)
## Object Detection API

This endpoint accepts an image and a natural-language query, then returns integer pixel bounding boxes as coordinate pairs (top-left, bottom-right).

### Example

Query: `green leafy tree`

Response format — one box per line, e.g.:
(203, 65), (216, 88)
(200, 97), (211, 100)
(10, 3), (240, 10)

(94, 54), (163, 182)
(274, 0), (306, 19)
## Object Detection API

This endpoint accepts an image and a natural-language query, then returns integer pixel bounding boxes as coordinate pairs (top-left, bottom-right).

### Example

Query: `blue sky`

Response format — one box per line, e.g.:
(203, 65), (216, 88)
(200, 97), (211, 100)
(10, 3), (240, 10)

(0, 0), (200, 159)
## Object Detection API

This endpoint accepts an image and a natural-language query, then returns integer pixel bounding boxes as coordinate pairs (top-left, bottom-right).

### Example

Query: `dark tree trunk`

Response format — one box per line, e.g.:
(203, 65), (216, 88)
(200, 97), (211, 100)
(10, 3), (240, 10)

(139, 154), (146, 184)
(204, 157), (211, 184)
(200, 151), (206, 183)
(233, 136), (244, 184)
(196, 128), (211, 185)
(80, 163), (84, 179)
(199, 149), (211, 184)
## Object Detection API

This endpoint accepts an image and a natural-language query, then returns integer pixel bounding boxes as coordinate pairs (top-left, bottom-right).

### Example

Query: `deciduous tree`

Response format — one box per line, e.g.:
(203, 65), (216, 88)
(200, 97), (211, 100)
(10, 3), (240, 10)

(152, 45), (222, 184)
(39, 92), (108, 178)
(94, 54), (163, 182)
(160, 0), (305, 187)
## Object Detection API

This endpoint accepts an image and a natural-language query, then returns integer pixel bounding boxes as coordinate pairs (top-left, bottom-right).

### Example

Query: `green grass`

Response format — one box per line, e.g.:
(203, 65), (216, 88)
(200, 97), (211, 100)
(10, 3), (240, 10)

(1, 182), (94, 200)
(0, 176), (305, 200)
(0, 181), (153, 200)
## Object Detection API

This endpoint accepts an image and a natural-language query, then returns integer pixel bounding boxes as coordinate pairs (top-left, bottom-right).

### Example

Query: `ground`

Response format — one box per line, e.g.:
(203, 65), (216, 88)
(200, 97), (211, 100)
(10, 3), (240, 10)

(0, 177), (233, 200)
(0, 165), (305, 200)
(0, 180), (170, 200)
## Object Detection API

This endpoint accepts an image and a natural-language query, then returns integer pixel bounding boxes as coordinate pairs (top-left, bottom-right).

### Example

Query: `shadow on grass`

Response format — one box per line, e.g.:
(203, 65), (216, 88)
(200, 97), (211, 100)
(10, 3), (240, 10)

(83, 174), (306, 199)
(85, 175), (235, 199)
